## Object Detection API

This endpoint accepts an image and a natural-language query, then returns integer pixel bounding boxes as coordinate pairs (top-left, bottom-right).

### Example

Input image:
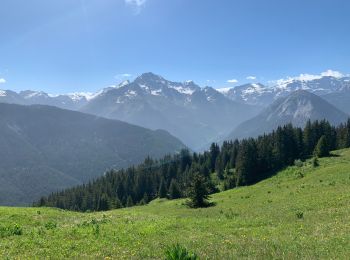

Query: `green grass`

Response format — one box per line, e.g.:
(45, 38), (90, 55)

(1, 149), (350, 259)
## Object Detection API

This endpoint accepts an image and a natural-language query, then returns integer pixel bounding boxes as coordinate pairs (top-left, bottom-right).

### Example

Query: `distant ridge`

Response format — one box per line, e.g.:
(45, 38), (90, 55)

(0, 103), (185, 206)
(226, 90), (348, 140)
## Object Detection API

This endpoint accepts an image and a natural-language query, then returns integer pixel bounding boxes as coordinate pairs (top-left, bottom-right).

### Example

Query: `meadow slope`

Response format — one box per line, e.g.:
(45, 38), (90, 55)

(1, 149), (350, 259)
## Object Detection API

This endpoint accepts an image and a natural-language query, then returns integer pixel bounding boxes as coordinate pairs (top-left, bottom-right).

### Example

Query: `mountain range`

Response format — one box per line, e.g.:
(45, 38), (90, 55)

(0, 73), (261, 150)
(227, 90), (348, 140)
(0, 103), (185, 206)
(218, 73), (350, 110)
(1, 72), (350, 149)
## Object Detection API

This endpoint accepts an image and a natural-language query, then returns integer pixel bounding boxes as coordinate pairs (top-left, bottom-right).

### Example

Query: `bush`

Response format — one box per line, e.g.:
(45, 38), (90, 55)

(296, 211), (304, 219)
(0, 224), (23, 237)
(165, 244), (199, 260)
(312, 157), (319, 167)
(45, 221), (57, 230)
(296, 171), (304, 179)
(294, 159), (303, 167)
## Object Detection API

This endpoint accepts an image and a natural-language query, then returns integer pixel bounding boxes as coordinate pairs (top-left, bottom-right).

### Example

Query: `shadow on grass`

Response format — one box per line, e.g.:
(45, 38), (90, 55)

(183, 200), (217, 209)
(328, 153), (340, 157)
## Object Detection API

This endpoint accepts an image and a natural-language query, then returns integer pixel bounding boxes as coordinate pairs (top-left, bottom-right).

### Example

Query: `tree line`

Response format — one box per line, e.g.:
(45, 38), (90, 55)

(35, 119), (350, 211)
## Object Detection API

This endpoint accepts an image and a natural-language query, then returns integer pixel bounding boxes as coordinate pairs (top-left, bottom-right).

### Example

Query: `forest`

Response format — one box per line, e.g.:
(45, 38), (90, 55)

(36, 119), (350, 211)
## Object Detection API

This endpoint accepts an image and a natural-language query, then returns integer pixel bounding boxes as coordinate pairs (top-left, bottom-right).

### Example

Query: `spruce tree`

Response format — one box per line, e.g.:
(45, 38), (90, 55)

(98, 193), (110, 211)
(346, 119), (350, 148)
(142, 192), (149, 204)
(126, 195), (134, 207)
(235, 139), (258, 186)
(168, 179), (181, 199)
(115, 197), (123, 209)
(158, 178), (167, 198)
(187, 174), (211, 208)
(314, 135), (330, 158)
(209, 143), (220, 172)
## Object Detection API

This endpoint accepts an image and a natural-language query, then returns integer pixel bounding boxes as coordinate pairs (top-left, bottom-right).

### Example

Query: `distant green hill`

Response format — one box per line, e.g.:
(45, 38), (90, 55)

(0, 103), (186, 206)
(1, 149), (349, 259)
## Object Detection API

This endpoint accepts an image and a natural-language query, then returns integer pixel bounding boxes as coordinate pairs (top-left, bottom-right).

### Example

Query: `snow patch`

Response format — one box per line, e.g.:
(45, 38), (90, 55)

(0, 90), (6, 96)
(139, 84), (150, 90)
(151, 89), (162, 96)
(216, 87), (233, 94)
(125, 90), (137, 97)
(271, 70), (345, 89)
(23, 91), (48, 99)
(64, 92), (97, 101)
(169, 85), (195, 95)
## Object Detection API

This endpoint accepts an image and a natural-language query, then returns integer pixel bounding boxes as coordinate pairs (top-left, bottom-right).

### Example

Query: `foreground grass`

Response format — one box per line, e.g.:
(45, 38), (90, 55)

(1, 150), (350, 259)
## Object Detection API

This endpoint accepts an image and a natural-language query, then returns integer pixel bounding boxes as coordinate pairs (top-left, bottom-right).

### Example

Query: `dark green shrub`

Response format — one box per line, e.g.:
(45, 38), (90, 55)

(45, 221), (57, 230)
(0, 224), (23, 237)
(165, 244), (199, 260)
(294, 159), (303, 167)
(296, 171), (304, 178)
(312, 157), (319, 167)
(296, 211), (304, 219)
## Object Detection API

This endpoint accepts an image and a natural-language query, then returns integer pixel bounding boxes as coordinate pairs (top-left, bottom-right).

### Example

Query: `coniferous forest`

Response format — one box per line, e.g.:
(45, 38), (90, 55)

(36, 119), (350, 212)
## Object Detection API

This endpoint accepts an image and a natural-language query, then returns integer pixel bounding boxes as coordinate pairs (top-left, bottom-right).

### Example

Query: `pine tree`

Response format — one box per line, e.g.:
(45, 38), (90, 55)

(215, 156), (224, 179)
(235, 139), (258, 185)
(314, 135), (330, 158)
(312, 156), (319, 167)
(209, 143), (220, 172)
(346, 119), (350, 148)
(126, 195), (134, 207)
(168, 179), (181, 199)
(186, 174), (211, 208)
(115, 197), (123, 209)
(142, 193), (149, 204)
(158, 178), (167, 198)
(98, 193), (110, 211)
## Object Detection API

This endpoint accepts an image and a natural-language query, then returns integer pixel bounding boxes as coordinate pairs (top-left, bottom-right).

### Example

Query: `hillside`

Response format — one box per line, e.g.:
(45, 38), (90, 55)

(227, 90), (348, 140)
(0, 103), (185, 206)
(1, 149), (349, 259)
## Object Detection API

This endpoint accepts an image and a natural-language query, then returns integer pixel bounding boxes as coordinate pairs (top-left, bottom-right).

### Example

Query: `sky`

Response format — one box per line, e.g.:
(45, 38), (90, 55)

(0, 0), (350, 93)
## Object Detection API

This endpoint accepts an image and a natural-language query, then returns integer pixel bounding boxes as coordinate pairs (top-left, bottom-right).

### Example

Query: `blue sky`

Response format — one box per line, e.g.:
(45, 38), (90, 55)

(0, 0), (350, 93)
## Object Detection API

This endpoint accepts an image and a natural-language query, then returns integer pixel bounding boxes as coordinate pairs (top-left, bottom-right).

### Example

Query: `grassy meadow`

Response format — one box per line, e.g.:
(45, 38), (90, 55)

(1, 149), (350, 259)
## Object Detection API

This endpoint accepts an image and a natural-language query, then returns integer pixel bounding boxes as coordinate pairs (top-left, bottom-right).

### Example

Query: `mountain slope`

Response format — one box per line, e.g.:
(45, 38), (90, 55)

(227, 90), (348, 140)
(81, 72), (260, 150)
(322, 90), (350, 114)
(0, 103), (185, 206)
(1, 148), (350, 258)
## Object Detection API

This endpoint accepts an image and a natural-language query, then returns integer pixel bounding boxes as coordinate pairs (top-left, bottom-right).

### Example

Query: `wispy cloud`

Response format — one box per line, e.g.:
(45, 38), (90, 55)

(227, 79), (238, 84)
(115, 73), (132, 80)
(268, 69), (345, 87)
(125, 0), (147, 14)
(0, 78), (6, 84)
(246, 76), (256, 80)
(206, 79), (216, 85)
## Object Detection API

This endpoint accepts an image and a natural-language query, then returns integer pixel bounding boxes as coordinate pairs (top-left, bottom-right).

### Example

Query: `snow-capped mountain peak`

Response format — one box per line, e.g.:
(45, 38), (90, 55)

(117, 80), (130, 88)
(20, 90), (50, 99)
(216, 87), (233, 94)
(0, 90), (7, 97)
(219, 71), (350, 106)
